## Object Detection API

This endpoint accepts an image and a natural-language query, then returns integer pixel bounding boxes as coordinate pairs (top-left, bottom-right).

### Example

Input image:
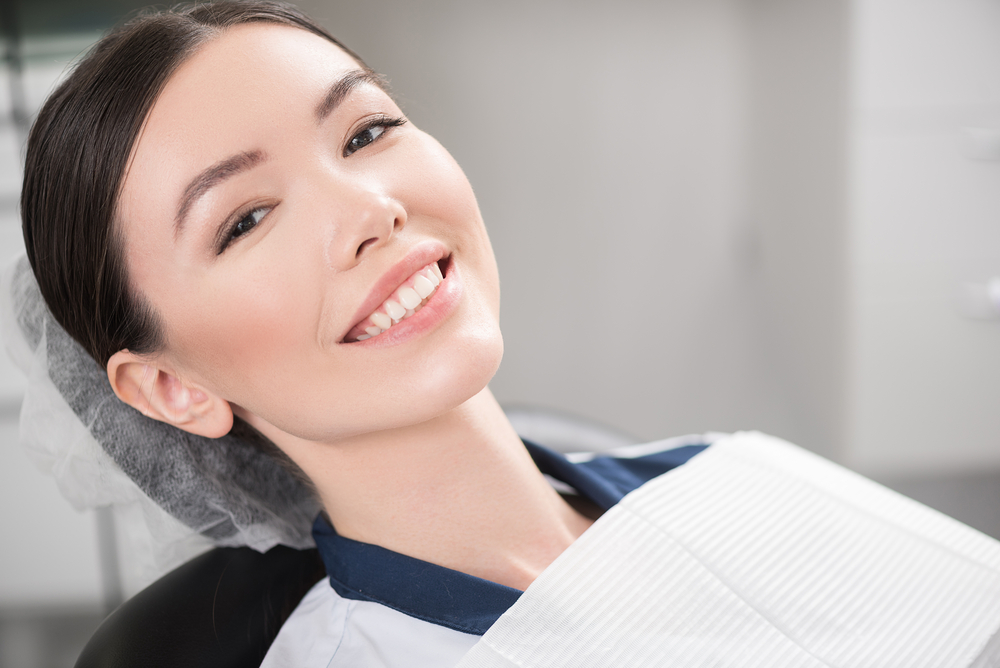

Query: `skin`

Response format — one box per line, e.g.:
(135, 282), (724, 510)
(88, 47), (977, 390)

(107, 23), (593, 590)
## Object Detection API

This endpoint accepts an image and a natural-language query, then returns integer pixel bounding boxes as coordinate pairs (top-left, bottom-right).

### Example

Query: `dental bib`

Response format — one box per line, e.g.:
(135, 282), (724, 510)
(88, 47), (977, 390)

(458, 432), (1000, 668)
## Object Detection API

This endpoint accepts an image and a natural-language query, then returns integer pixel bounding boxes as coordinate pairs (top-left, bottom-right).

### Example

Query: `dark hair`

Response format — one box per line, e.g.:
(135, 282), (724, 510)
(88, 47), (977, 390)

(21, 1), (366, 367)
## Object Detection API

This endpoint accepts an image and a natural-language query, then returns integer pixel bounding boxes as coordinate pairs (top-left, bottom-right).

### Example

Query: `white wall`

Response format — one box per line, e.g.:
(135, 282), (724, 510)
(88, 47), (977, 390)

(845, 0), (1000, 475)
(742, 0), (851, 461)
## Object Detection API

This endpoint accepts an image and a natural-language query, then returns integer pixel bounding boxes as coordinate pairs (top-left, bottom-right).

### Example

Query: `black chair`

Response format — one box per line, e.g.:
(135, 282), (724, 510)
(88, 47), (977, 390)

(74, 545), (326, 668)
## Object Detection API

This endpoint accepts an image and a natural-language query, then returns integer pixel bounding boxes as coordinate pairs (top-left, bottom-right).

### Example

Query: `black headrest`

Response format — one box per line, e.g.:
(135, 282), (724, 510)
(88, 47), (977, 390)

(75, 546), (325, 668)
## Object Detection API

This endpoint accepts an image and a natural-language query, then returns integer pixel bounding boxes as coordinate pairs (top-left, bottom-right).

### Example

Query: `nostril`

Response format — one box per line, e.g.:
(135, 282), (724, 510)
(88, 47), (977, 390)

(356, 237), (379, 258)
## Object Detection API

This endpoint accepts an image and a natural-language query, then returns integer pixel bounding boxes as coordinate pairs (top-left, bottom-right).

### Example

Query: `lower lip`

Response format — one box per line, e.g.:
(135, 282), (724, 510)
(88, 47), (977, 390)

(343, 264), (462, 348)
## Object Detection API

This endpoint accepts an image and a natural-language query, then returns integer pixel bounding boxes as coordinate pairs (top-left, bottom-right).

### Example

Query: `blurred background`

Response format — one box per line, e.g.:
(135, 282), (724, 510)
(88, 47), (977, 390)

(1, 0), (999, 665)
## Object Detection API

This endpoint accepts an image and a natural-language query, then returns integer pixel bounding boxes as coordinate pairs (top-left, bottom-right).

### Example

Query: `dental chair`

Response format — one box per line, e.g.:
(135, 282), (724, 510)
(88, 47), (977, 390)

(74, 545), (326, 668)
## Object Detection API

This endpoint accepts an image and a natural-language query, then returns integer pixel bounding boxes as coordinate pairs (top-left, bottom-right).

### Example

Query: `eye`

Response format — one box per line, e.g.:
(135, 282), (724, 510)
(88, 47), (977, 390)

(233, 207), (267, 238)
(218, 206), (270, 254)
(347, 125), (385, 154)
(344, 116), (406, 157)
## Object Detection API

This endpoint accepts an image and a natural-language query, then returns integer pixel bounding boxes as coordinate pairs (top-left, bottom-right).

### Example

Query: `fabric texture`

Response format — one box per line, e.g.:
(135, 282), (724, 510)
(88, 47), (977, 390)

(1, 255), (319, 579)
(458, 432), (1000, 668)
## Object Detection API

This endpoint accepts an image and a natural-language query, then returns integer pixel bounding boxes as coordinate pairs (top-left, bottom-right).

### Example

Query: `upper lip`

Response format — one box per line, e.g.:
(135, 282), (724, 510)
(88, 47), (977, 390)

(341, 240), (449, 341)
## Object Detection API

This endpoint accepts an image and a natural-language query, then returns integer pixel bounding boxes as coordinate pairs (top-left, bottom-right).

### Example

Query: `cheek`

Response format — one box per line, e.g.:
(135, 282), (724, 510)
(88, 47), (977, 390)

(407, 136), (501, 311)
(407, 136), (482, 225)
(165, 261), (320, 403)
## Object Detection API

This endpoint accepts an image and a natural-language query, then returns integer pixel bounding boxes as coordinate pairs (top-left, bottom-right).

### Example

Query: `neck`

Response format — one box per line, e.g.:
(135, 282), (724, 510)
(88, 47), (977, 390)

(265, 388), (592, 591)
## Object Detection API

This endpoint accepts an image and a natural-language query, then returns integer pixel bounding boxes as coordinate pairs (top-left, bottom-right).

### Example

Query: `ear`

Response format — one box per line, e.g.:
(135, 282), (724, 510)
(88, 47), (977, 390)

(107, 350), (234, 438)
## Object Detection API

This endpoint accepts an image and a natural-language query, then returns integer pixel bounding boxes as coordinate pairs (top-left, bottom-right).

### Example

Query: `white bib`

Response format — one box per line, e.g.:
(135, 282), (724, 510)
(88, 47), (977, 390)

(458, 432), (1000, 667)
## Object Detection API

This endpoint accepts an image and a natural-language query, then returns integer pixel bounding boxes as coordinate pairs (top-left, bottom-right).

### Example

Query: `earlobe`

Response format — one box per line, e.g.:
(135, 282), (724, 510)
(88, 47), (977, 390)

(106, 350), (233, 438)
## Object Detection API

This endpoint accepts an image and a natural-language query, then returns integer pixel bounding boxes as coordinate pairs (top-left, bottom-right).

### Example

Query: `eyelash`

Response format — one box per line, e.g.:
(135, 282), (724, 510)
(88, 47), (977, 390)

(217, 205), (270, 254)
(343, 114), (407, 157)
(216, 115), (407, 254)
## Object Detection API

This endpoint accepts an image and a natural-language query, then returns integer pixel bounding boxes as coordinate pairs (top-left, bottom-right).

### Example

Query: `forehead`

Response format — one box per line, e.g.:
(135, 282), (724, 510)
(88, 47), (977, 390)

(148, 21), (359, 130)
(120, 23), (360, 211)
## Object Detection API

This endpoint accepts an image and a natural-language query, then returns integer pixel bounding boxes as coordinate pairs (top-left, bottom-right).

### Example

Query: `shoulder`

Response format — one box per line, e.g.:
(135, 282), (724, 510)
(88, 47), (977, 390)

(261, 578), (479, 668)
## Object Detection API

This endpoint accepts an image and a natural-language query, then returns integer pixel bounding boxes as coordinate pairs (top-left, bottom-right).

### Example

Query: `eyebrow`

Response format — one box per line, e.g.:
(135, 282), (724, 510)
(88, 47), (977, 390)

(315, 68), (389, 122)
(175, 149), (267, 236)
(174, 70), (389, 236)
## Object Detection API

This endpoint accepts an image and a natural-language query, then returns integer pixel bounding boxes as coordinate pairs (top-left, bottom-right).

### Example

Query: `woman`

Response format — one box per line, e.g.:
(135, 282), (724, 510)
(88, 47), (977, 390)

(17, 3), (1000, 667)
(18, 2), (713, 665)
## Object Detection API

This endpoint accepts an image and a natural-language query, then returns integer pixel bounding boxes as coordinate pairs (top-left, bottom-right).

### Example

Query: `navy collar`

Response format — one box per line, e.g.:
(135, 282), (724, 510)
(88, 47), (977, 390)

(312, 439), (707, 635)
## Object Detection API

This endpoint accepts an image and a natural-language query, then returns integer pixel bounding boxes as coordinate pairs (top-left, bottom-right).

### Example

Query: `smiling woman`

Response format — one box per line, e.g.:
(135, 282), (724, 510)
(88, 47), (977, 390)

(14, 2), (1000, 668)
(19, 2), (588, 664)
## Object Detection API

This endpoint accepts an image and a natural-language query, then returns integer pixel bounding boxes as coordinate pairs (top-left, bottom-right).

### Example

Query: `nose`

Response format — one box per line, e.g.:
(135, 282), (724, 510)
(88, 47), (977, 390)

(322, 180), (406, 270)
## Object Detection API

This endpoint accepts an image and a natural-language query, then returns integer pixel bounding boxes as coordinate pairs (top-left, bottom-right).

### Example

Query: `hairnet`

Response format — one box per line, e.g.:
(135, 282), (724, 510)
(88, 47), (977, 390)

(2, 255), (319, 580)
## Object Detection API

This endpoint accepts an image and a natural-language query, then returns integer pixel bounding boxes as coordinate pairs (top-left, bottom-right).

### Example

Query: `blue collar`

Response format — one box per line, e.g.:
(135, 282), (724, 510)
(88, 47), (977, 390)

(312, 439), (707, 635)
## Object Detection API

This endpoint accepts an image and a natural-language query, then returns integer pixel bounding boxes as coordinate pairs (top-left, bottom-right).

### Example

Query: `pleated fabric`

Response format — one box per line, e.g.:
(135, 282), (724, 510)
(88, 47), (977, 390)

(458, 432), (1000, 668)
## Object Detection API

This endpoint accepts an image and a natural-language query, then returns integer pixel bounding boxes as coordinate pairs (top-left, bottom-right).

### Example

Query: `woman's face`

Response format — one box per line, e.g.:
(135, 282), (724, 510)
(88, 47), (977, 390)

(117, 23), (502, 442)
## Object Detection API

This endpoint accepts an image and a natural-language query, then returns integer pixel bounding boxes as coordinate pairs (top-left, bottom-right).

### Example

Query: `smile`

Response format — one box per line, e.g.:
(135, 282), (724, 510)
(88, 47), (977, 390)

(344, 261), (445, 342)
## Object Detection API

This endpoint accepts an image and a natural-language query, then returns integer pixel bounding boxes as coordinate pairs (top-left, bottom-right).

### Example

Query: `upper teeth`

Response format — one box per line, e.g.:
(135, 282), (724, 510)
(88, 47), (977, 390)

(353, 261), (443, 341)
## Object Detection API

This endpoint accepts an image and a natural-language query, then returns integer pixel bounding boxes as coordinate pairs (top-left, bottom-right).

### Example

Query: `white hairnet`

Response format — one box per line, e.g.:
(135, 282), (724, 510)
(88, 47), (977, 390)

(2, 255), (319, 576)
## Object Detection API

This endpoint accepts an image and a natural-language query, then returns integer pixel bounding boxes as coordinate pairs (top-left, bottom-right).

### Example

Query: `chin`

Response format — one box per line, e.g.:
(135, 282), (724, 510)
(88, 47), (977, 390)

(399, 319), (504, 427)
(253, 308), (503, 444)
